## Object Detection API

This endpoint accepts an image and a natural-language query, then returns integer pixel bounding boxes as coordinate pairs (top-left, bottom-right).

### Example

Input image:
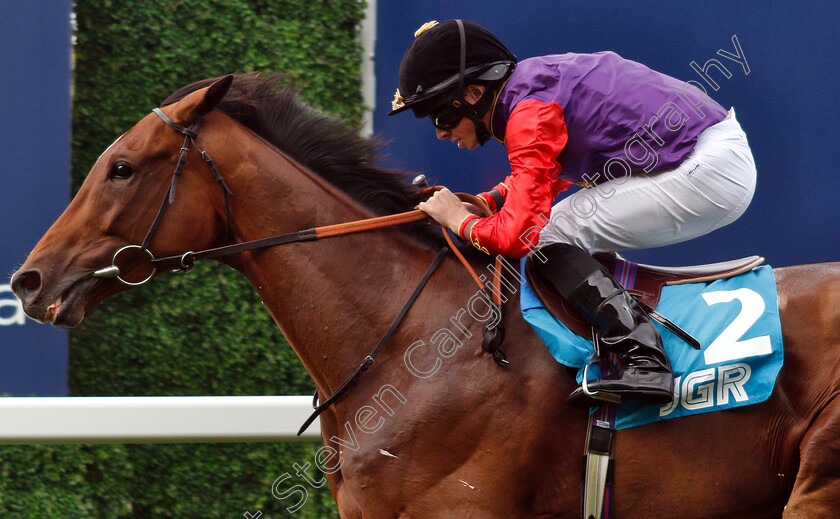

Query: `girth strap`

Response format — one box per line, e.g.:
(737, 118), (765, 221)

(582, 402), (616, 519)
(297, 246), (450, 436)
(582, 349), (619, 519)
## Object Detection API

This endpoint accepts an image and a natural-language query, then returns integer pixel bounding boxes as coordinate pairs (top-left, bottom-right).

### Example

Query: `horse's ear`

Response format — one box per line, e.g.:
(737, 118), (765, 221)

(190, 74), (234, 119)
(163, 74), (234, 125)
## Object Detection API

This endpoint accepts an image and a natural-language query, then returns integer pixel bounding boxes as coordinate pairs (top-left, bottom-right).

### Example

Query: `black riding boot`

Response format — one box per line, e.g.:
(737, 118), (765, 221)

(533, 244), (674, 408)
(564, 267), (674, 407)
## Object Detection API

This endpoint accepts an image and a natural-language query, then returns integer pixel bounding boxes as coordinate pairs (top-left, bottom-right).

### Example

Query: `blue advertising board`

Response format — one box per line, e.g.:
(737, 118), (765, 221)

(0, 2), (72, 395)
(374, 1), (840, 268)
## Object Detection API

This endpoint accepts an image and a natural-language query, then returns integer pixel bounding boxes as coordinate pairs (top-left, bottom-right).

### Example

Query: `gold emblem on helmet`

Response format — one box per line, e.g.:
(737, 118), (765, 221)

(414, 20), (439, 38)
(391, 89), (406, 111)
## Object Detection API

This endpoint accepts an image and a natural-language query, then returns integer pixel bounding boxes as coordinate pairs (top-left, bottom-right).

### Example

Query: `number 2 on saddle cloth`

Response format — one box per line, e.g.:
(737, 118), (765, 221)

(521, 253), (784, 430)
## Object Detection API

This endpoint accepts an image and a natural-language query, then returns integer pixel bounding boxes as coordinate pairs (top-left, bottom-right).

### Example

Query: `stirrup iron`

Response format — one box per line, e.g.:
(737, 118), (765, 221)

(580, 329), (621, 405)
(581, 361), (622, 405)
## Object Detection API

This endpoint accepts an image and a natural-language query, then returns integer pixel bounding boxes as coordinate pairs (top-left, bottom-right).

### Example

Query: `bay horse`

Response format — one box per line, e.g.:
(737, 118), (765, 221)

(11, 74), (840, 518)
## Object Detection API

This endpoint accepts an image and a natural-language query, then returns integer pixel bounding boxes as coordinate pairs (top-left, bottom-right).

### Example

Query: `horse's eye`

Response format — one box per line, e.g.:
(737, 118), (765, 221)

(110, 162), (134, 180)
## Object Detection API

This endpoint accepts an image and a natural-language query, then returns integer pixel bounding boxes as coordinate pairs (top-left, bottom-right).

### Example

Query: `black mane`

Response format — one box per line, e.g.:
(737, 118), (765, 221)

(161, 73), (452, 249)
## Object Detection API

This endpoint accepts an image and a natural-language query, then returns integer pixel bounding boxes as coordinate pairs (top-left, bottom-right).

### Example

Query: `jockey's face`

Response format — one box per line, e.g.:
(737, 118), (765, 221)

(435, 116), (481, 150)
(434, 85), (489, 151)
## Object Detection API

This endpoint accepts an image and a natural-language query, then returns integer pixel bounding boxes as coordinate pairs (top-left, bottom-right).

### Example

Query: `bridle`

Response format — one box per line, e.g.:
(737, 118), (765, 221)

(92, 107), (233, 285)
(92, 107), (441, 283)
(91, 106), (511, 434)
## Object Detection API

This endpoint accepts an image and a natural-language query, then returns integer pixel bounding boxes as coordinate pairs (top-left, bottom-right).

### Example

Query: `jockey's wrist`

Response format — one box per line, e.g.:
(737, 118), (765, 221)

(458, 215), (481, 241)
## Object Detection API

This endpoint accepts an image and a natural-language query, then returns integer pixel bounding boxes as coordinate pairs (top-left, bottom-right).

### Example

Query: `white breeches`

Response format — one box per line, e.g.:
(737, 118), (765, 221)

(538, 108), (757, 254)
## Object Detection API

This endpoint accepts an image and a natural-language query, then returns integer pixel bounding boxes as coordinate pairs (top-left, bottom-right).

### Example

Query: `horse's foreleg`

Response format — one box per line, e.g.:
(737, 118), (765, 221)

(784, 395), (840, 517)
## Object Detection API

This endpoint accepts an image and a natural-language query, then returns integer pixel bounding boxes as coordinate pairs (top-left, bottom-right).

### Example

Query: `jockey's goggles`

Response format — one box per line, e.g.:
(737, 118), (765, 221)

(430, 99), (466, 130)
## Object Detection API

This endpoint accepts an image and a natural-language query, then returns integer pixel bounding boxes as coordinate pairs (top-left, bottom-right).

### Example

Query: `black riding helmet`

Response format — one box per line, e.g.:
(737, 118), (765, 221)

(389, 19), (516, 145)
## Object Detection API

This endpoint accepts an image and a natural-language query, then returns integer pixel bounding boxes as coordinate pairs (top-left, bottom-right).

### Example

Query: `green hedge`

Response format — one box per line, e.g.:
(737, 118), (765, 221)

(0, 1), (368, 516)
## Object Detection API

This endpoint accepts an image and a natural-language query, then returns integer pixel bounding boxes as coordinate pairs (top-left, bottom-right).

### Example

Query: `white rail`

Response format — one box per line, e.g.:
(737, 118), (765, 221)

(0, 395), (321, 444)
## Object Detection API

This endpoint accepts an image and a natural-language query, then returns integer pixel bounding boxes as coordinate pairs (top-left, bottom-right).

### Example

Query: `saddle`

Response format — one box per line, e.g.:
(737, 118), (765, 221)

(525, 252), (766, 519)
(524, 253), (765, 340)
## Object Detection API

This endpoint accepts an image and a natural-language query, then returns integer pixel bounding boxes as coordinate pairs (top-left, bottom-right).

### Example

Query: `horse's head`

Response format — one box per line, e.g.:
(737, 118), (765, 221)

(11, 76), (234, 327)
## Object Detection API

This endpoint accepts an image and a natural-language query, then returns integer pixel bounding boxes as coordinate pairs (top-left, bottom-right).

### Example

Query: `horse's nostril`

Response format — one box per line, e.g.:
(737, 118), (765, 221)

(11, 270), (42, 300)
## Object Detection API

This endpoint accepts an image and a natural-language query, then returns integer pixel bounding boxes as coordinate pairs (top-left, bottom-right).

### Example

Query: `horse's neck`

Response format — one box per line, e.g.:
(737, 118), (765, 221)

(212, 125), (460, 395)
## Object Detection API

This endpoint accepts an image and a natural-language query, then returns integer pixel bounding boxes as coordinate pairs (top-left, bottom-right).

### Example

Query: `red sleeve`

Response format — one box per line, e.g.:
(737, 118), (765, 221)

(476, 182), (510, 213)
(463, 99), (571, 257)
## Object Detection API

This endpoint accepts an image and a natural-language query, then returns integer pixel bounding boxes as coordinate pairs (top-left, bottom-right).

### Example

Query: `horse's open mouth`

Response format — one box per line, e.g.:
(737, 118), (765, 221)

(42, 276), (100, 327)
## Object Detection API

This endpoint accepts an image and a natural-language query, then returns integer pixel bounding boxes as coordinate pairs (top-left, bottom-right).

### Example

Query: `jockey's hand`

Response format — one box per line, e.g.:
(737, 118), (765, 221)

(417, 188), (474, 234)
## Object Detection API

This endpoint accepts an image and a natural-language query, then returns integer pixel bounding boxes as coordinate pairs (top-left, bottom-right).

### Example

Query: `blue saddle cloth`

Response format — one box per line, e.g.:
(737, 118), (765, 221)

(520, 260), (784, 430)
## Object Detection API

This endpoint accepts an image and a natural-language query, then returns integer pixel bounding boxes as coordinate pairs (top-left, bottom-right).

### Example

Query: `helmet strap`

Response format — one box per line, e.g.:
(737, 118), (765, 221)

(465, 91), (495, 145)
(454, 19), (493, 146)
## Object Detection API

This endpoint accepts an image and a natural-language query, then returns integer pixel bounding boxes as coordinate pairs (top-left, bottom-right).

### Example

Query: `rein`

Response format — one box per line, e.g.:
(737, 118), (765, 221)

(150, 207), (430, 272)
(92, 107), (511, 433)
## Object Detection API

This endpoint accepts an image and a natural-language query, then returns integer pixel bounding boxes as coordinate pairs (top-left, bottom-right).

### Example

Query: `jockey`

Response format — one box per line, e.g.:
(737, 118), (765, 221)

(389, 19), (757, 407)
